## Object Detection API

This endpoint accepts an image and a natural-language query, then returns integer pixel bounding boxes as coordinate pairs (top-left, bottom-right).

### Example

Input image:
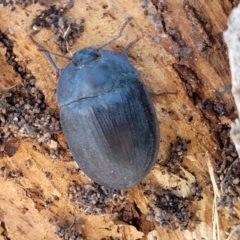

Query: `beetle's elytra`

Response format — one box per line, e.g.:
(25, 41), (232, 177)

(32, 19), (160, 189)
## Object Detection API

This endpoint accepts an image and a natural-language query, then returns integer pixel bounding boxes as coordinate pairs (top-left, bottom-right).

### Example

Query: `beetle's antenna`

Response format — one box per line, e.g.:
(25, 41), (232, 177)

(98, 17), (133, 50)
(30, 33), (72, 73)
(122, 37), (140, 57)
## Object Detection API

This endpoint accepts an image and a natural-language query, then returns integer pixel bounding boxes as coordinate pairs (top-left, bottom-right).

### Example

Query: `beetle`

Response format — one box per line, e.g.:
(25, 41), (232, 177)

(31, 18), (159, 189)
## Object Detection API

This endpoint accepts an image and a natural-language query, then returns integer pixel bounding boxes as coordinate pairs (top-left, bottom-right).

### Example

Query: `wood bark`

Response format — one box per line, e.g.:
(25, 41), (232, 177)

(0, 0), (239, 239)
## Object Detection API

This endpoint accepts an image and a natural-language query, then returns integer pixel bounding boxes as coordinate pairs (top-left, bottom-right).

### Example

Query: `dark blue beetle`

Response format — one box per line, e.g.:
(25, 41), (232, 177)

(31, 19), (159, 189)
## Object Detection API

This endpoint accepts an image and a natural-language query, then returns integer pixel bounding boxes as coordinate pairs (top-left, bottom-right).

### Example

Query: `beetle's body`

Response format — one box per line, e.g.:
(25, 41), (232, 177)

(57, 48), (159, 189)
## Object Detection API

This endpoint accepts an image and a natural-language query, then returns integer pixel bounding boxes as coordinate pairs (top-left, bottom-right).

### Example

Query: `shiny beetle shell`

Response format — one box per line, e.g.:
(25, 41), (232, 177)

(57, 47), (159, 189)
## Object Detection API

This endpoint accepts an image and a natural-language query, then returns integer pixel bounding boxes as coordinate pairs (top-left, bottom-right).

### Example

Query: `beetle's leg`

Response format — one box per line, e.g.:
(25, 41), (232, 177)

(30, 33), (72, 73)
(150, 91), (178, 97)
(97, 17), (133, 50)
(122, 37), (140, 57)
(42, 51), (61, 73)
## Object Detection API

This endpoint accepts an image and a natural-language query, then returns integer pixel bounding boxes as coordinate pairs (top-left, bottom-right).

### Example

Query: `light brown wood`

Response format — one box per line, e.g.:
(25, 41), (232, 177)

(0, 1), (239, 239)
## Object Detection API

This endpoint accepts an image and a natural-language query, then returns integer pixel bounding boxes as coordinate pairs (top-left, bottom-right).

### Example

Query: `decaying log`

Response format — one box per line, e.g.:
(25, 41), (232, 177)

(0, 1), (240, 239)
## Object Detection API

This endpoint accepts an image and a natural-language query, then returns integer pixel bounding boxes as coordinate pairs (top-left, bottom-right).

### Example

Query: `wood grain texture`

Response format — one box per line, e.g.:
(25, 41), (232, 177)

(0, 0), (239, 239)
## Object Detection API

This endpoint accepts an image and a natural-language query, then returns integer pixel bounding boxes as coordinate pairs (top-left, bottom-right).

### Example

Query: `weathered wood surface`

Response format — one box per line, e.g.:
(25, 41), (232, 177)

(0, 0), (239, 239)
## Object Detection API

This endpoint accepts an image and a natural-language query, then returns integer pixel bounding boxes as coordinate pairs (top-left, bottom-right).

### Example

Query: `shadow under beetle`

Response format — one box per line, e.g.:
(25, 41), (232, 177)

(31, 18), (159, 189)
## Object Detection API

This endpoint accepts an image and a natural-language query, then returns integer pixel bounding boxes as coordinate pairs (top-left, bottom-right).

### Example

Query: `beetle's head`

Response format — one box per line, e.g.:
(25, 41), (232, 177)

(72, 48), (99, 66)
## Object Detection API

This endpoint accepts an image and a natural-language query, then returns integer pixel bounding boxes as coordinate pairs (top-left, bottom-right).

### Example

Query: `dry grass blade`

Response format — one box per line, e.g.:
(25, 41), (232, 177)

(205, 152), (220, 240)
